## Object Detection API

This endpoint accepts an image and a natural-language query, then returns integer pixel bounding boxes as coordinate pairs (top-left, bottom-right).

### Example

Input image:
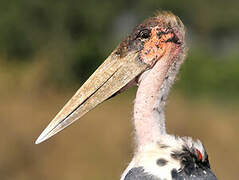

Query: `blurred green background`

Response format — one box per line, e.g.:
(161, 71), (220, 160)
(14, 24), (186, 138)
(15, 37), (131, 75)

(0, 0), (239, 179)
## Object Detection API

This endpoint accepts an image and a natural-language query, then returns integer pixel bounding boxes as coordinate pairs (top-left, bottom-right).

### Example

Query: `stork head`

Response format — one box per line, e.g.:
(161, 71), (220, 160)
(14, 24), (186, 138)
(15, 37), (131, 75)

(35, 11), (186, 144)
(122, 135), (218, 180)
(115, 11), (185, 67)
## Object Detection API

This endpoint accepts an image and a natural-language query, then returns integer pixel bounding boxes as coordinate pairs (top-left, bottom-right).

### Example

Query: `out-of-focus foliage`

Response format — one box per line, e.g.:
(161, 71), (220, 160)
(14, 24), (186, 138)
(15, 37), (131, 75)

(177, 47), (239, 99)
(0, 0), (239, 98)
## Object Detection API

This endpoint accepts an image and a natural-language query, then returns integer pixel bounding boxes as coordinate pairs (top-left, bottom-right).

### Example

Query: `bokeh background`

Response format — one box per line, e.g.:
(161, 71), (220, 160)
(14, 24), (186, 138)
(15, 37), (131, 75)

(1, 0), (239, 179)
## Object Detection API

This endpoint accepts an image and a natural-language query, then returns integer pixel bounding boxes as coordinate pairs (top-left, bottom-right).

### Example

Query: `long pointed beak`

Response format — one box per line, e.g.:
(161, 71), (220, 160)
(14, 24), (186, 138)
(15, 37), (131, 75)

(35, 50), (148, 144)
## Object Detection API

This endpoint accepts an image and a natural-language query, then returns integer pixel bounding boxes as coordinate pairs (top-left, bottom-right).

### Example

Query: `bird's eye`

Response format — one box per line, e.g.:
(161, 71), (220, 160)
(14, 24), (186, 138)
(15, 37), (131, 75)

(138, 29), (151, 39)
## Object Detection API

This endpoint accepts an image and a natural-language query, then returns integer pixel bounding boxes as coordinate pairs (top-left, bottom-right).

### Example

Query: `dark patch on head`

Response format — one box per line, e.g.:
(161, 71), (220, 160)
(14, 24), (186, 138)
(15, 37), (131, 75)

(156, 158), (168, 166)
(124, 167), (159, 180)
(157, 31), (168, 38)
(171, 146), (217, 179)
(166, 34), (181, 45)
(156, 27), (181, 45)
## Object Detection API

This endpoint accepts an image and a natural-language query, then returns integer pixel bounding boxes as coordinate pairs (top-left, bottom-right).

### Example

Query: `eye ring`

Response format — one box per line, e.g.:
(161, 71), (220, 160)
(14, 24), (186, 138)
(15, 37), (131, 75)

(138, 29), (151, 39)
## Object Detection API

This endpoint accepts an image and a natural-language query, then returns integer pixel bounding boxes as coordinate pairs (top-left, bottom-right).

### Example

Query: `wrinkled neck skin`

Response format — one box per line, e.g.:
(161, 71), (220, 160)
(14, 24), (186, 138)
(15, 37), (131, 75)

(133, 47), (185, 151)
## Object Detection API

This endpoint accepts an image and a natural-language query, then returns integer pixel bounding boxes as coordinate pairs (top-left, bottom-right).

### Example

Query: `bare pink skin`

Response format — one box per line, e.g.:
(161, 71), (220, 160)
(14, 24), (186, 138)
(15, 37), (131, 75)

(133, 41), (179, 149)
(134, 59), (168, 148)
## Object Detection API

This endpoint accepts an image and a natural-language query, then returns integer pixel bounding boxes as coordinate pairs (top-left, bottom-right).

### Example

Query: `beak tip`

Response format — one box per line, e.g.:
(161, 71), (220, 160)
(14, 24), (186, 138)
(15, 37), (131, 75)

(34, 139), (41, 144)
(35, 134), (45, 144)
(35, 129), (50, 144)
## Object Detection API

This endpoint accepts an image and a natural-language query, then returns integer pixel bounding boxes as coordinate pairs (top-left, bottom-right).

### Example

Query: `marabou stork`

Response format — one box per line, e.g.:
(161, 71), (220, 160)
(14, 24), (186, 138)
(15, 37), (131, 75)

(36, 11), (218, 180)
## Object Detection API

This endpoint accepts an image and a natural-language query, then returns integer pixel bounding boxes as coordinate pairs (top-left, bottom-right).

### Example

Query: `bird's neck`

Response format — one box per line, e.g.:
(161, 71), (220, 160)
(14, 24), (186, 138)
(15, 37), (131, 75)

(133, 56), (183, 149)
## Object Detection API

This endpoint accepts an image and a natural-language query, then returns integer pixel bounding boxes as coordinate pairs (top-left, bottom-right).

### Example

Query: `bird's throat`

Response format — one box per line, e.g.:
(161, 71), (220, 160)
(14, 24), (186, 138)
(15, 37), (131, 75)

(133, 45), (183, 150)
(134, 58), (169, 149)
